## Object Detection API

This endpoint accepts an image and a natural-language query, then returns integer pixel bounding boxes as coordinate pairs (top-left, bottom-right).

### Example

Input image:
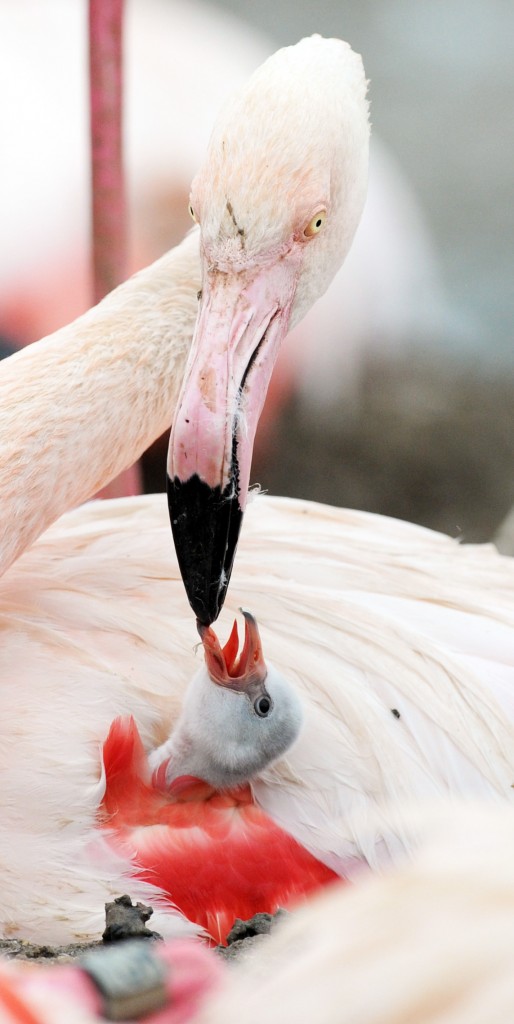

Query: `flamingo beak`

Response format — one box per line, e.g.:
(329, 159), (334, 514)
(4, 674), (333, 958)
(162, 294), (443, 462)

(168, 256), (300, 624)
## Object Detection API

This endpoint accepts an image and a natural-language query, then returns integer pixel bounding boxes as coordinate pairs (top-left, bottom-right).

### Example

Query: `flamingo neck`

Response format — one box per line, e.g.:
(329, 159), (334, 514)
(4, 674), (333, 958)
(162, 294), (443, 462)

(0, 230), (200, 578)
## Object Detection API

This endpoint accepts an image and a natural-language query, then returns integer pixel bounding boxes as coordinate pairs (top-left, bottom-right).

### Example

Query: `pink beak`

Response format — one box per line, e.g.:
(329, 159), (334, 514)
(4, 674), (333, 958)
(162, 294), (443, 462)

(167, 253), (300, 624)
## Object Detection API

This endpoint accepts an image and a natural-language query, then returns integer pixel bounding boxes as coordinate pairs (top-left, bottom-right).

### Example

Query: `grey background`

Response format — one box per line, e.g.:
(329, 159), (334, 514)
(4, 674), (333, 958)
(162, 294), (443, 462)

(214, 0), (514, 367)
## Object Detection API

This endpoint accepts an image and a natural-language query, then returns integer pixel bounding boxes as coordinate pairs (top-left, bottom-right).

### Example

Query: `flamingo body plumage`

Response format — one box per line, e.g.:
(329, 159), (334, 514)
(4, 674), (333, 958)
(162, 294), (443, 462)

(2, 492), (514, 943)
(101, 716), (336, 944)
(195, 803), (514, 1024)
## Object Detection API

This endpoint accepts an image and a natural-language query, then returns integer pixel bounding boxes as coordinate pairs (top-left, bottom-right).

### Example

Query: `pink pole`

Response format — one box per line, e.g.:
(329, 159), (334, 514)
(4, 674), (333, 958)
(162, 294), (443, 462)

(88, 0), (141, 497)
(88, 0), (126, 303)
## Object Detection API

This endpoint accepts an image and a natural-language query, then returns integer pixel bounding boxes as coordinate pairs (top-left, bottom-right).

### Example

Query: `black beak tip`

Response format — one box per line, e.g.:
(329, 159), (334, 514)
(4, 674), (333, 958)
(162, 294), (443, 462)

(167, 473), (243, 625)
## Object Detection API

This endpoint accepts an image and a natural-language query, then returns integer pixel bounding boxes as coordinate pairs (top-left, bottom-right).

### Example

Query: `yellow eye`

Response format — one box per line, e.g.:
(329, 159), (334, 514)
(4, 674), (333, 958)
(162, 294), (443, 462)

(189, 204), (198, 223)
(303, 210), (327, 238)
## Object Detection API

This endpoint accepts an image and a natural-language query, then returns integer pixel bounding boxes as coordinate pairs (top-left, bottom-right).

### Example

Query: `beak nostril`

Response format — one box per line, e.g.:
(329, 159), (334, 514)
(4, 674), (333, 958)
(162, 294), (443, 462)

(239, 309), (279, 396)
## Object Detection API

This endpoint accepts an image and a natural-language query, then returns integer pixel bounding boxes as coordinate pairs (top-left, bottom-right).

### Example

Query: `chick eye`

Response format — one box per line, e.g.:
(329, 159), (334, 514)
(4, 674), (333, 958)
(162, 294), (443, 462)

(303, 209), (327, 238)
(254, 694), (273, 718)
(189, 204), (198, 223)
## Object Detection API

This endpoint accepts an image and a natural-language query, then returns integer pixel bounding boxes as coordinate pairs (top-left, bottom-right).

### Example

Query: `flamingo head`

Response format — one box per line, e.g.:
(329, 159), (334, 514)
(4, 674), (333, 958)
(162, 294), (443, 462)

(167, 35), (370, 625)
(156, 611), (303, 790)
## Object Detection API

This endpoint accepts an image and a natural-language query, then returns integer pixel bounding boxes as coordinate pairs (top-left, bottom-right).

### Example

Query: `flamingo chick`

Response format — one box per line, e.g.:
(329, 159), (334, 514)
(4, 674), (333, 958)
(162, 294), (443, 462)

(100, 612), (335, 944)
(148, 611), (302, 789)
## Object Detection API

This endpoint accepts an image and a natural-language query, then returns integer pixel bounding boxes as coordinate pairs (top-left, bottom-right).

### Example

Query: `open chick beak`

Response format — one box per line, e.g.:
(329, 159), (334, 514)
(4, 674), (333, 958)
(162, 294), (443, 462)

(198, 610), (267, 692)
(168, 256), (300, 625)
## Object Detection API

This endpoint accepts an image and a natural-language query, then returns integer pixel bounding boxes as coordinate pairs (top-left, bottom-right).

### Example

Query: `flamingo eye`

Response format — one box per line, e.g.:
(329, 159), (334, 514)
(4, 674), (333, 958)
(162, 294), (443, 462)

(254, 694), (272, 718)
(189, 204), (198, 223)
(303, 209), (327, 238)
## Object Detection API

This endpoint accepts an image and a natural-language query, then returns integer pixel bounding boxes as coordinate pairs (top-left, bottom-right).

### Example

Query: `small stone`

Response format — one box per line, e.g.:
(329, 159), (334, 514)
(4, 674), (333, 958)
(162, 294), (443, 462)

(226, 912), (275, 944)
(218, 909), (290, 962)
(102, 895), (163, 944)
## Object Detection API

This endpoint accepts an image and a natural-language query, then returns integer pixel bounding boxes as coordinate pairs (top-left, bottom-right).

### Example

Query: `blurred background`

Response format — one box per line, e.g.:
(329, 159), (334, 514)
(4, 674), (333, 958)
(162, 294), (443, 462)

(1, 0), (513, 541)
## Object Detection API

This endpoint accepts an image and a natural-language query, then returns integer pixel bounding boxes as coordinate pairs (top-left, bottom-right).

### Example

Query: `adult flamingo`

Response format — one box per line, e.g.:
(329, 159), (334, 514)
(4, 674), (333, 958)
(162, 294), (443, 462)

(0, 35), (367, 943)
(2, 36), (514, 947)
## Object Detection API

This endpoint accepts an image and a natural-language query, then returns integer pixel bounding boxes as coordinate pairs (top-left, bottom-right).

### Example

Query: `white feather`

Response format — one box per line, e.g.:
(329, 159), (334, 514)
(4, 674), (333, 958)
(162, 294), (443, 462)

(196, 802), (514, 1024)
(1, 493), (514, 939)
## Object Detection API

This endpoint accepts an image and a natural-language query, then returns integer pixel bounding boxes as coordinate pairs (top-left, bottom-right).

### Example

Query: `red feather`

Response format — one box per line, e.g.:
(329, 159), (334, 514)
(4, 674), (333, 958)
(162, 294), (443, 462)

(99, 716), (338, 944)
